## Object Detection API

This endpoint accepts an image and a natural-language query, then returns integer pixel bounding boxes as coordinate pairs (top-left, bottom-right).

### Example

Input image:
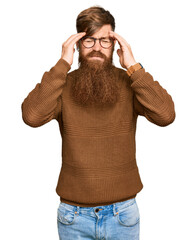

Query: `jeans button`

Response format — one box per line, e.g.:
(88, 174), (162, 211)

(95, 208), (100, 212)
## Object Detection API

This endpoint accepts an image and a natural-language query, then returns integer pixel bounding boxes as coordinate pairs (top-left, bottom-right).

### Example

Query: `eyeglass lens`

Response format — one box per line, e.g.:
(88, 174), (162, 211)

(81, 37), (113, 48)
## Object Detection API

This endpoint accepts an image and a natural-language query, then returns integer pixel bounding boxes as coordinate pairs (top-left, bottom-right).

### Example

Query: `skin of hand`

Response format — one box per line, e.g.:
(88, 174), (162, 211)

(109, 31), (137, 69)
(61, 32), (86, 66)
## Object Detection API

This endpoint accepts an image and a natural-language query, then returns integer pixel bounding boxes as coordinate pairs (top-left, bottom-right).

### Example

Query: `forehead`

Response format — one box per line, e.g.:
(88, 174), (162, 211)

(91, 24), (112, 38)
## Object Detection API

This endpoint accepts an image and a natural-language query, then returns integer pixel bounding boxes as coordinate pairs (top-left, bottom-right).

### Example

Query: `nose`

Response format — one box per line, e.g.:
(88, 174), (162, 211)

(92, 39), (102, 51)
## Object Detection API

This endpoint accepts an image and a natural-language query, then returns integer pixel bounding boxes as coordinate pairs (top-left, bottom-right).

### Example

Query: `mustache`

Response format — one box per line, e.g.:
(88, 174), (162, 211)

(86, 51), (106, 59)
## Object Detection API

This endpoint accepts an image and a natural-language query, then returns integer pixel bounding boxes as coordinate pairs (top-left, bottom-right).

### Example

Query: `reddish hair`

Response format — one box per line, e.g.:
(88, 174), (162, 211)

(76, 6), (115, 36)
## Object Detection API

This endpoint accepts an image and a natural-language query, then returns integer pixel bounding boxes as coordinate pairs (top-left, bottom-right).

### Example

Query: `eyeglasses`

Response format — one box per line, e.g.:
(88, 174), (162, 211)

(80, 36), (114, 49)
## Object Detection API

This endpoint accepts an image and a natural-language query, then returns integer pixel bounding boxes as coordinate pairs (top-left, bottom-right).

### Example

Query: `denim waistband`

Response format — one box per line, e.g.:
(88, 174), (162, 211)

(59, 197), (136, 218)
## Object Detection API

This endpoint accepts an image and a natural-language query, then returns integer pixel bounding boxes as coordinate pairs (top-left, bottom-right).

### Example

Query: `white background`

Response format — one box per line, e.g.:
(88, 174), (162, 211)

(0, 0), (195, 239)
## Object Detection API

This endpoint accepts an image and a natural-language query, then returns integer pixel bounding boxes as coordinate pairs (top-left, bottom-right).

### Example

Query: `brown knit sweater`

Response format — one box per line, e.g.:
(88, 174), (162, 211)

(21, 58), (175, 207)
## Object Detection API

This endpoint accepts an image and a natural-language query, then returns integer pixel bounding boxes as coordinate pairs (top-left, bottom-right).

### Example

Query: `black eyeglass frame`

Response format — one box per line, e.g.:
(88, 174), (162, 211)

(79, 36), (114, 49)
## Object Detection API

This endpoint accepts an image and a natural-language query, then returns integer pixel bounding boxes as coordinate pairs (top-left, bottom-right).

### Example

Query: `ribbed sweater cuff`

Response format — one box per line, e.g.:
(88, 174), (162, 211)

(54, 58), (71, 74)
(129, 68), (146, 82)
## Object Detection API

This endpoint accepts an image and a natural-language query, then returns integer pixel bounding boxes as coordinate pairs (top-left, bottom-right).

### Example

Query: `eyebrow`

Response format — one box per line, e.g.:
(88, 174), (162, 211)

(81, 36), (111, 41)
(89, 36), (110, 39)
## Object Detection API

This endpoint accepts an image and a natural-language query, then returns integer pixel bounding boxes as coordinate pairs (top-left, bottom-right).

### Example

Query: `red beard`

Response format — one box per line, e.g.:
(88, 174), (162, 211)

(70, 49), (120, 107)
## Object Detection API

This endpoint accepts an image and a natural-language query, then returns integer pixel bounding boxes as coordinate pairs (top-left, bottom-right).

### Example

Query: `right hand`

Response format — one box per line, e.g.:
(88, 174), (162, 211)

(61, 32), (86, 66)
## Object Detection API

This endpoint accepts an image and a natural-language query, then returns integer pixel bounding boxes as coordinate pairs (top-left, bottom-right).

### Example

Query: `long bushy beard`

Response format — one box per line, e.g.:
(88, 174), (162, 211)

(70, 49), (120, 107)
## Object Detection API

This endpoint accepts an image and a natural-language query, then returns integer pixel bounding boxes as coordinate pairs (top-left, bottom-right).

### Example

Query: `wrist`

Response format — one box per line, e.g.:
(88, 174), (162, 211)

(126, 62), (143, 77)
(126, 61), (137, 69)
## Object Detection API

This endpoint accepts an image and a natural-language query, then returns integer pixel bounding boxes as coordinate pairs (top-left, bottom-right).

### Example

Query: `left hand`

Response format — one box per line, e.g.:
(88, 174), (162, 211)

(109, 31), (137, 69)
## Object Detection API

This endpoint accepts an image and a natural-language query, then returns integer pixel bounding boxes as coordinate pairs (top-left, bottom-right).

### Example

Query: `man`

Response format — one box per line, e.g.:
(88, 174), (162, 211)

(21, 6), (175, 240)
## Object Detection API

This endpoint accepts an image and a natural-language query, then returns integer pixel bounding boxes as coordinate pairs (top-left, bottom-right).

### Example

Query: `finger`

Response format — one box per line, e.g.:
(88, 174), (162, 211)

(63, 32), (86, 46)
(62, 32), (86, 46)
(66, 32), (86, 43)
(109, 31), (128, 44)
(109, 32), (123, 48)
(71, 32), (87, 45)
(109, 31), (129, 48)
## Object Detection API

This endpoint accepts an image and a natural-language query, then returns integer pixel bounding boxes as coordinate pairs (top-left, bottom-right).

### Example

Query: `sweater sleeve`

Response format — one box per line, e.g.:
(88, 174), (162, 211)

(21, 58), (71, 127)
(129, 67), (176, 126)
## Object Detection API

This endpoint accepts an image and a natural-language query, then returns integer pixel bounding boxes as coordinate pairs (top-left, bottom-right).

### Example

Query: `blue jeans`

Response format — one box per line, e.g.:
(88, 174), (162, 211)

(57, 197), (140, 239)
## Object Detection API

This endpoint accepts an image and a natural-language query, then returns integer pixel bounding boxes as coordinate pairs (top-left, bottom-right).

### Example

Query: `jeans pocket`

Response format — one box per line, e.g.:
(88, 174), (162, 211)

(117, 199), (140, 227)
(57, 203), (76, 225)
